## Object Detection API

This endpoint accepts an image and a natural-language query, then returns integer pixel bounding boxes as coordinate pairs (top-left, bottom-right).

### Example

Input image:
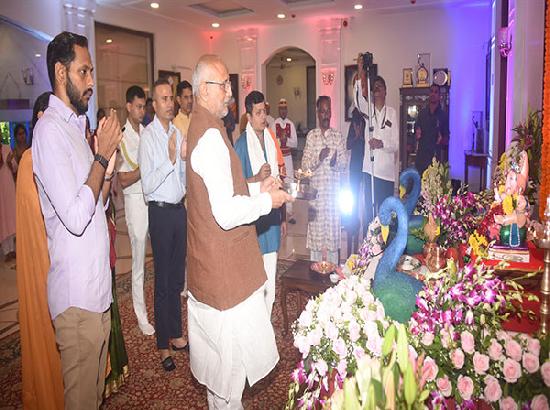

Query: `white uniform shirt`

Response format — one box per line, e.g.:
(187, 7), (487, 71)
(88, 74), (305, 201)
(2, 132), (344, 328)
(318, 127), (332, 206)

(354, 79), (399, 182)
(188, 127), (279, 400)
(119, 119), (144, 195)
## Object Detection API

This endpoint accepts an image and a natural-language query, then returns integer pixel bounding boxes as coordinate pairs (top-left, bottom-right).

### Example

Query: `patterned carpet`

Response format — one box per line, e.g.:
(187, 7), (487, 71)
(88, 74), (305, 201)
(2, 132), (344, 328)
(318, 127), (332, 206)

(0, 259), (303, 409)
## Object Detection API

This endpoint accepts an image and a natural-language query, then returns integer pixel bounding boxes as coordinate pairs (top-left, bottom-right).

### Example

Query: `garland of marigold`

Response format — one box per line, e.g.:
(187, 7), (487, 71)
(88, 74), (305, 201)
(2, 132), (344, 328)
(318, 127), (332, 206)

(542, 3), (550, 218)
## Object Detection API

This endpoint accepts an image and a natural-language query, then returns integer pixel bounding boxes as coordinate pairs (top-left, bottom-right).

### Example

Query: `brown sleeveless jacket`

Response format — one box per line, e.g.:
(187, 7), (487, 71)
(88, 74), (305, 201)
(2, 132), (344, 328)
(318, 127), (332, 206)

(186, 104), (267, 310)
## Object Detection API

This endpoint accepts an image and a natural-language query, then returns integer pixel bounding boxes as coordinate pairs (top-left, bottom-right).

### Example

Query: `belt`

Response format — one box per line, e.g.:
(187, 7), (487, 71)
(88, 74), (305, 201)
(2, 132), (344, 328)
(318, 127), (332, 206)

(149, 201), (183, 209)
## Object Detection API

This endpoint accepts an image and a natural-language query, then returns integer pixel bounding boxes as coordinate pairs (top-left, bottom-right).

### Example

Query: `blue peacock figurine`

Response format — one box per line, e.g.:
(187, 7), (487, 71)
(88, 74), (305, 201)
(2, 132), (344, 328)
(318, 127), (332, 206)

(373, 196), (424, 323)
(399, 167), (426, 255)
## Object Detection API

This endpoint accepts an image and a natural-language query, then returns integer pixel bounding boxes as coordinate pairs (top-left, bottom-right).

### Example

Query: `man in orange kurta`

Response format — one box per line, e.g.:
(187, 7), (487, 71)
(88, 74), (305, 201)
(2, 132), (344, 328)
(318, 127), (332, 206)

(16, 149), (64, 409)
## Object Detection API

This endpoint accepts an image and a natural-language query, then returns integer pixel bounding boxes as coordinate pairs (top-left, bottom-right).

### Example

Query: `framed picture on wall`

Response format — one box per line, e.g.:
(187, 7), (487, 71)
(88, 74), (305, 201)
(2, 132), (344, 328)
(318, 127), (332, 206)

(229, 73), (239, 119)
(344, 64), (358, 122)
(158, 70), (181, 99)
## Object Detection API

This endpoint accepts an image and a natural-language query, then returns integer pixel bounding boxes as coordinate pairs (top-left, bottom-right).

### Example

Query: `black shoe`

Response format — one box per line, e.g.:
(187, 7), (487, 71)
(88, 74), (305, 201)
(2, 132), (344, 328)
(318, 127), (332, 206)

(288, 218), (296, 224)
(161, 356), (176, 372)
(171, 342), (189, 352)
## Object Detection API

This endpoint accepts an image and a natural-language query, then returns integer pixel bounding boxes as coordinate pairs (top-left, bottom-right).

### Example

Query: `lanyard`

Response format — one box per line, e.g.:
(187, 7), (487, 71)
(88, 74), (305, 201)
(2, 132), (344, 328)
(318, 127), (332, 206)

(373, 106), (387, 129)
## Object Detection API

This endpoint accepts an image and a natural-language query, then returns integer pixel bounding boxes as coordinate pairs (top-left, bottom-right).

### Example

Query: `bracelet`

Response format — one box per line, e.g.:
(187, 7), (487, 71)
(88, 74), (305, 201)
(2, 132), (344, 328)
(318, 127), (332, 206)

(94, 153), (109, 169)
(104, 172), (114, 181)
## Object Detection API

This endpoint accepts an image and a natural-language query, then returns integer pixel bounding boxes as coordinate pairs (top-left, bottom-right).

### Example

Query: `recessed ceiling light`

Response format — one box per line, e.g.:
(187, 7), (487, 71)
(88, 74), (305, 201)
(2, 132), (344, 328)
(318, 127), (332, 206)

(105, 38), (113, 44)
(150, 2), (159, 9)
(35, 53), (41, 57)
(286, 57), (292, 62)
(277, 13), (286, 19)
(354, 4), (363, 10)
(211, 22), (220, 28)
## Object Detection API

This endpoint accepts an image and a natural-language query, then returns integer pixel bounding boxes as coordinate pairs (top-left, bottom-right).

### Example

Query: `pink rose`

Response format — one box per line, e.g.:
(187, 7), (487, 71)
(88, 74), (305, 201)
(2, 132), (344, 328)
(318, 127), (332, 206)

(436, 376), (452, 398)
(488, 338), (504, 361)
(461, 330), (475, 354)
(483, 375), (502, 402)
(500, 396), (518, 410)
(457, 375), (474, 401)
(502, 358), (522, 383)
(541, 361), (550, 387)
(505, 338), (523, 362)
(422, 357), (439, 382)
(522, 352), (540, 373)
(527, 338), (541, 357)
(422, 332), (434, 346)
(531, 394), (549, 410)
(473, 352), (490, 375)
(451, 348), (465, 369)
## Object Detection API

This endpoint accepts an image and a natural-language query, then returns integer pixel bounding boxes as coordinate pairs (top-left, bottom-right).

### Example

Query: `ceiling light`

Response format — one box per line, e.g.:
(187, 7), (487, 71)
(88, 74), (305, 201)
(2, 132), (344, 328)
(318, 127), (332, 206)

(286, 57), (292, 62)
(35, 53), (41, 58)
(211, 22), (220, 28)
(277, 13), (286, 19)
(105, 38), (113, 44)
(150, 2), (159, 9)
(354, 4), (363, 9)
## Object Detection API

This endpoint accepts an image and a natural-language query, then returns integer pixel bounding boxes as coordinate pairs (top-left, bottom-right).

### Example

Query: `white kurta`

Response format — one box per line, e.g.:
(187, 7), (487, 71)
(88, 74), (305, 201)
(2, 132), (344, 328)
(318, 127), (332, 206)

(188, 128), (279, 402)
(301, 128), (347, 252)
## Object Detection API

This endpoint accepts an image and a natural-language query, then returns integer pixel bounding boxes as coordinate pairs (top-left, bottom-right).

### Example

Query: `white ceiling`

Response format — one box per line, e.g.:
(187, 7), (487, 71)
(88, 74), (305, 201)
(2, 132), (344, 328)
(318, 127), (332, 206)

(96, 0), (487, 31)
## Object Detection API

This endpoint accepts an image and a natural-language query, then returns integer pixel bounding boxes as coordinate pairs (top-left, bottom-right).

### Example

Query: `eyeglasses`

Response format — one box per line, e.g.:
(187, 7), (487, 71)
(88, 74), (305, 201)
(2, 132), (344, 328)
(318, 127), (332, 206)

(205, 80), (231, 90)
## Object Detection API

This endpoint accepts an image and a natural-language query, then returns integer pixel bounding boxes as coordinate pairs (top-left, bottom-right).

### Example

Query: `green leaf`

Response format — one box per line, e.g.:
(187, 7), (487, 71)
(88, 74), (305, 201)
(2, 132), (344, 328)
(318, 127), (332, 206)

(418, 389), (430, 403)
(383, 324), (397, 357)
(404, 364), (417, 406)
(343, 378), (361, 410)
(396, 324), (409, 373)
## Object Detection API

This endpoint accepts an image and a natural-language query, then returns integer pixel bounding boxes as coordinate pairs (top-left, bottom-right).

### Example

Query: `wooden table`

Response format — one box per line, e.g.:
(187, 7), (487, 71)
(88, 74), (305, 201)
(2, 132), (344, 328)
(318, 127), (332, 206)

(464, 151), (489, 191)
(280, 259), (333, 335)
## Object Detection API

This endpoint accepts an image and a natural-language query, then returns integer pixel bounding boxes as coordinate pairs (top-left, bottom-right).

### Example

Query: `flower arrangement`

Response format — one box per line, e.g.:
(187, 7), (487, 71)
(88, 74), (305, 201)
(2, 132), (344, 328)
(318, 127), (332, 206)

(430, 188), (488, 249)
(409, 259), (548, 408)
(327, 323), (431, 410)
(286, 275), (392, 409)
(418, 158), (452, 216)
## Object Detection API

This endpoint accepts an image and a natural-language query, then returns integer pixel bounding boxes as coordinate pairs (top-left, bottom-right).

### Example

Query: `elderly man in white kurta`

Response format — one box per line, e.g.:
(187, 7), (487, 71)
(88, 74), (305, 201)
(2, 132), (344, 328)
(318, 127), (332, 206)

(117, 85), (154, 336)
(186, 55), (293, 409)
(301, 96), (347, 265)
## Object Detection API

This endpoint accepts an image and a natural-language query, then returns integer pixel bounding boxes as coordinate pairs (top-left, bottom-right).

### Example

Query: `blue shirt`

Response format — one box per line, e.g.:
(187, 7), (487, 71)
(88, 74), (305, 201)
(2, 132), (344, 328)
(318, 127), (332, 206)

(234, 131), (281, 254)
(139, 115), (186, 203)
(32, 94), (111, 319)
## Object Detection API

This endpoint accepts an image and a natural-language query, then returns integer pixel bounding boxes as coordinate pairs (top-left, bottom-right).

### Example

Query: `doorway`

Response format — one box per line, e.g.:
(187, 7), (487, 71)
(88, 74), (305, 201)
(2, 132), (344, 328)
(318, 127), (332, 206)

(264, 47), (316, 149)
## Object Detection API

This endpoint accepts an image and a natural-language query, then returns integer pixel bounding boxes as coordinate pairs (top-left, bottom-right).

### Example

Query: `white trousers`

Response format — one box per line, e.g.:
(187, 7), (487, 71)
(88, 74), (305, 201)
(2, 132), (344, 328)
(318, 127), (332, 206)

(206, 339), (246, 410)
(262, 252), (277, 318)
(124, 194), (150, 326)
(283, 154), (294, 215)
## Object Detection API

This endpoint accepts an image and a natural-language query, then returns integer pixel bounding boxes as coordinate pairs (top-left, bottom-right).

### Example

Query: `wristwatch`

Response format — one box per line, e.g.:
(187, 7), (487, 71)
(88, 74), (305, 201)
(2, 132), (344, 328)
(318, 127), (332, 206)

(94, 153), (109, 169)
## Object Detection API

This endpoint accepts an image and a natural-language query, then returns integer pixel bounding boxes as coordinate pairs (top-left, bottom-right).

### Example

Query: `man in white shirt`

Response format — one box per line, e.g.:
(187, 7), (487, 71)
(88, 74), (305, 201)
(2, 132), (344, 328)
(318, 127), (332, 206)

(272, 98), (297, 217)
(186, 54), (293, 409)
(117, 85), (154, 336)
(354, 69), (398, 226)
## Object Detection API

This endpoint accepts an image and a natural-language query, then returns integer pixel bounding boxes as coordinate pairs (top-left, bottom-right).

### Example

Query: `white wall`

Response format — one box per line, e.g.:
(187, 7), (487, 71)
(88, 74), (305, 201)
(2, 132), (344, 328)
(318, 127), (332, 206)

(1, 0), (63, 38)
(210, 5), (492, 181)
